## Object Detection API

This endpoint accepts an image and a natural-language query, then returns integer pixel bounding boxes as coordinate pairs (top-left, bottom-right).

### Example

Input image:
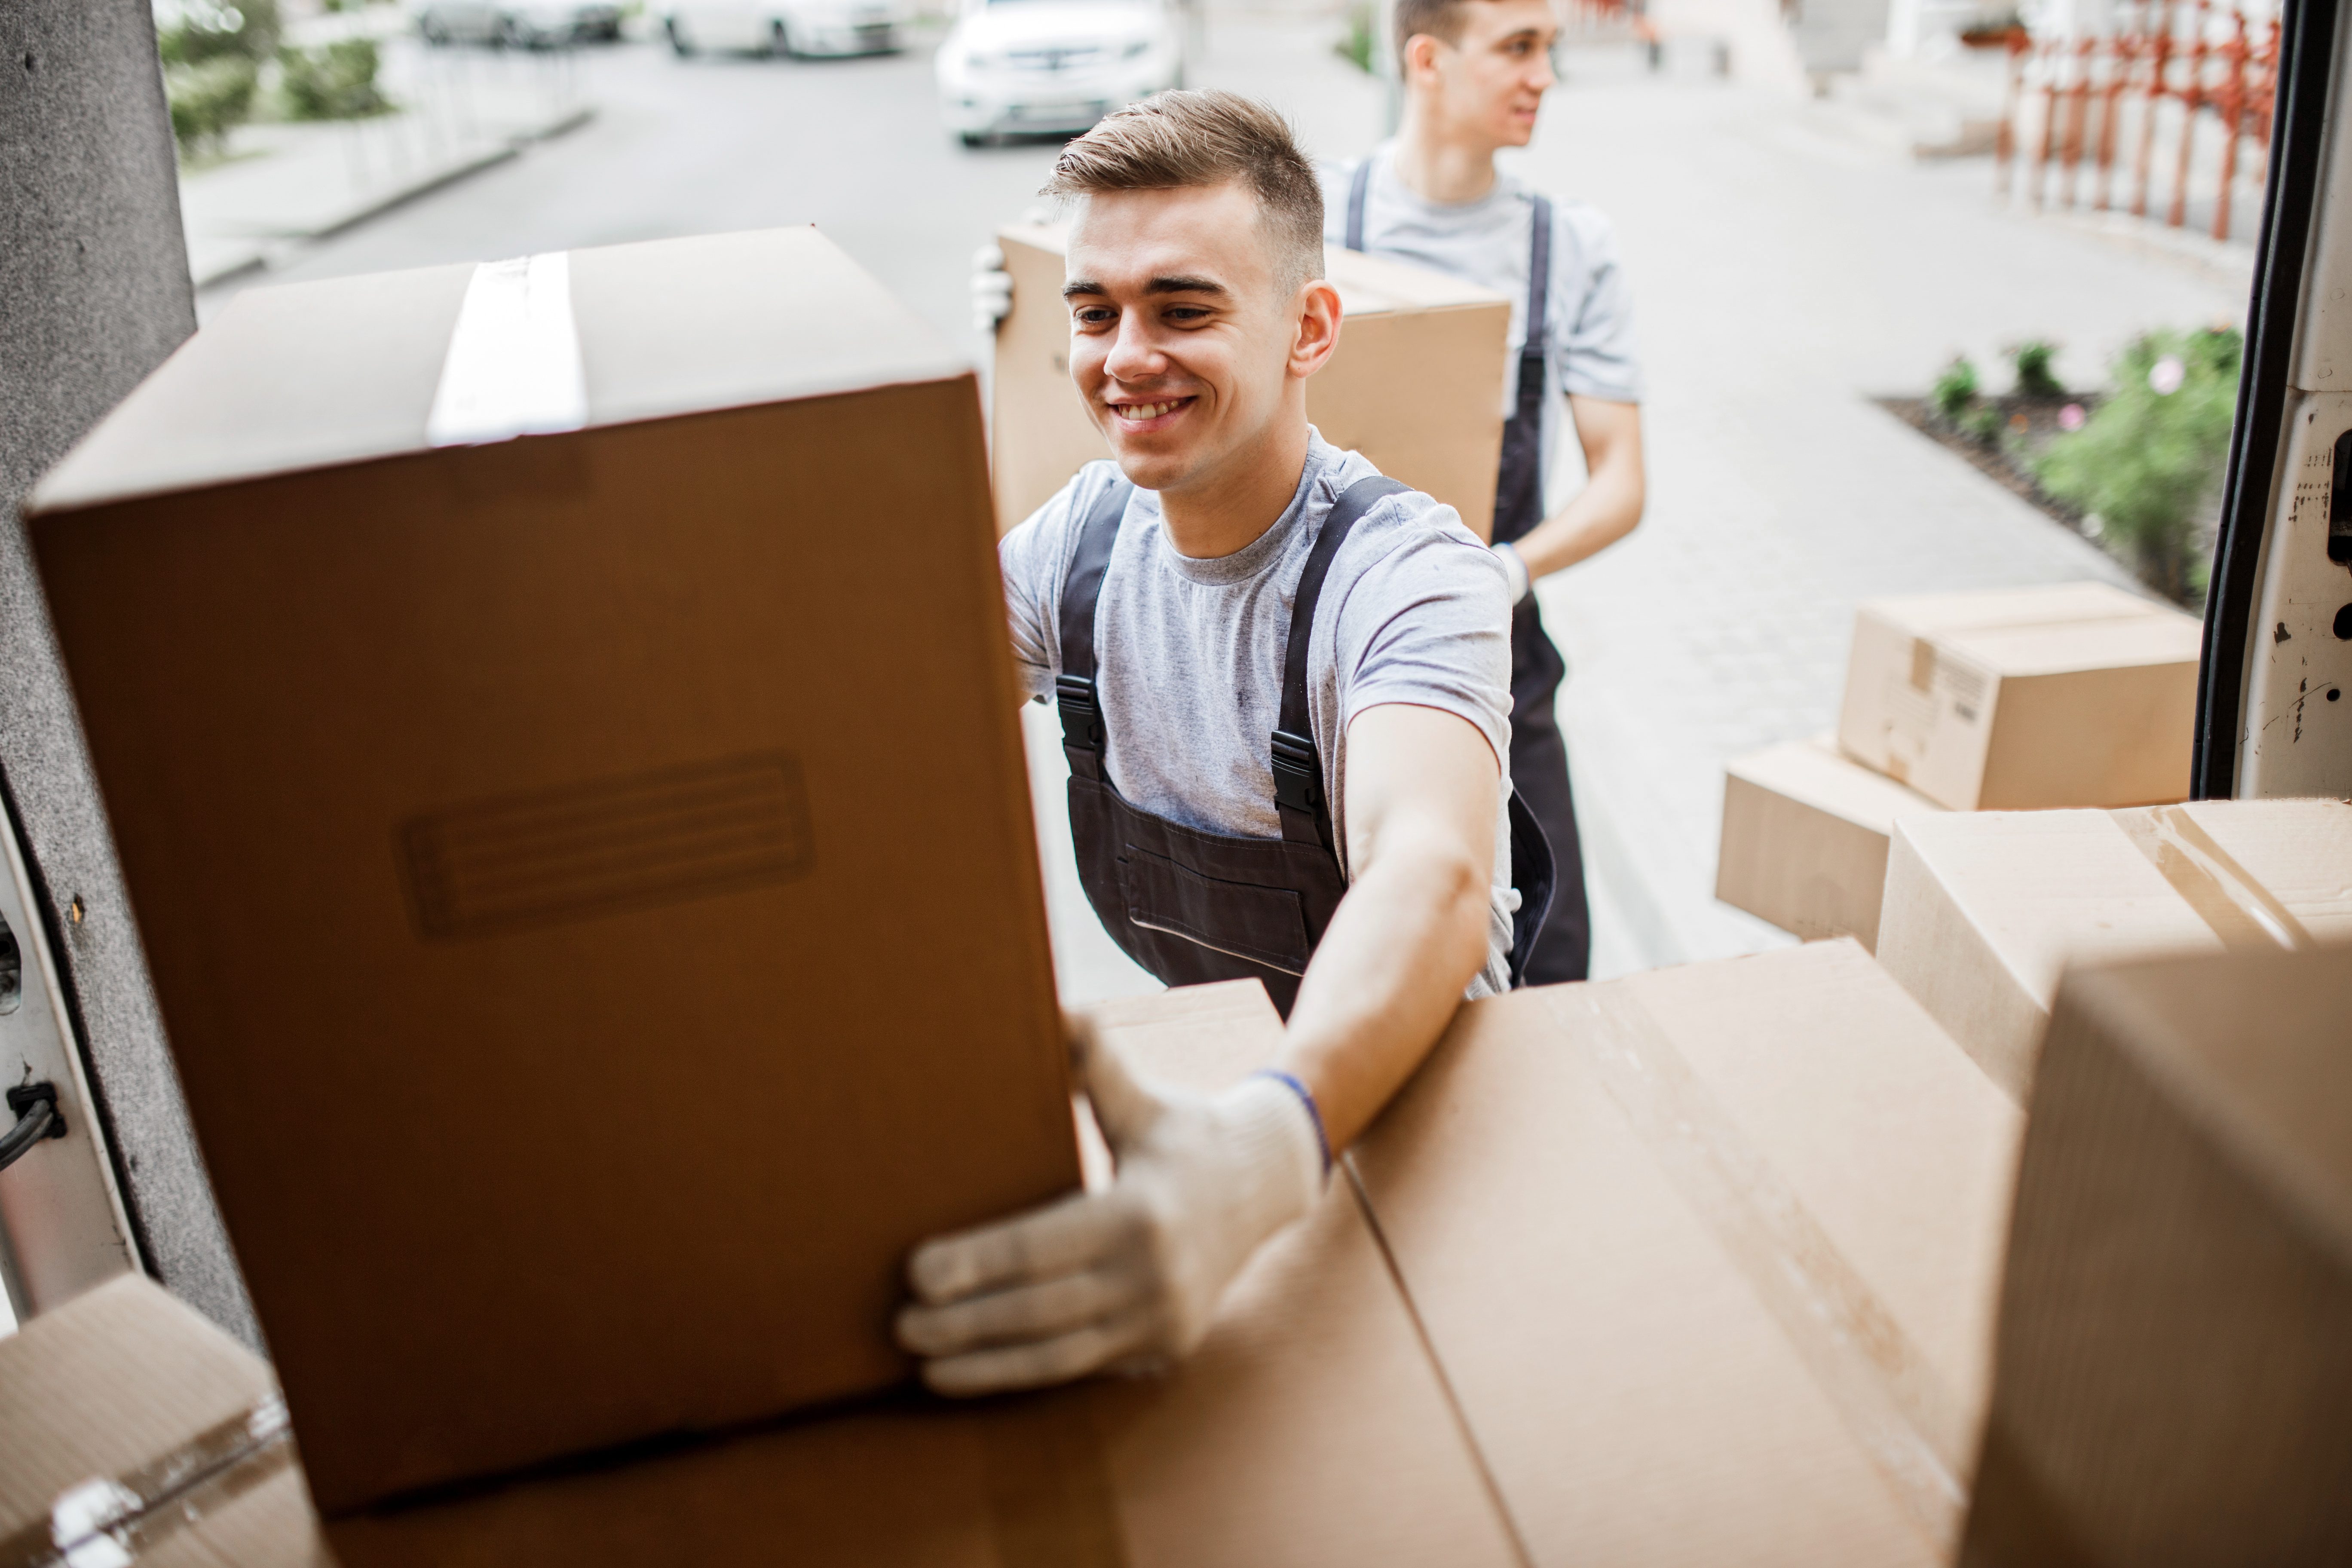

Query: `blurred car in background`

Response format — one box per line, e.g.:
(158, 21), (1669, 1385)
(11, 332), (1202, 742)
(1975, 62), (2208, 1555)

(935, 0), (1182, 147)
(665, 0), (910, 56)
(416, 0), (625, 46)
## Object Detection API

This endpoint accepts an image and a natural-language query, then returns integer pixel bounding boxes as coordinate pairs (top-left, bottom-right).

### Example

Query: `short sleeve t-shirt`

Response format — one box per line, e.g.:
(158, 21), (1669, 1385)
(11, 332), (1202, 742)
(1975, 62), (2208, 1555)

(1000, 433), (1520, 996)
(1321, 145), (1642, 503)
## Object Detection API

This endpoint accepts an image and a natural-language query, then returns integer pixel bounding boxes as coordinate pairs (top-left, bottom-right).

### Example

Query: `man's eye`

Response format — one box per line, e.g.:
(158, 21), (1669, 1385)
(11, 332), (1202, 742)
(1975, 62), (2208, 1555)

(1074, 307), (1115, 325)
(1165, 306), (1210, 323)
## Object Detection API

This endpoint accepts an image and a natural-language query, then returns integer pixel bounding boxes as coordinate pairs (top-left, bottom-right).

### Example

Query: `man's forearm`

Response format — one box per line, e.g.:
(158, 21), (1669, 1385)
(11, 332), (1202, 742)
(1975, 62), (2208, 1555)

(1511, 453), (1642, 578)
(1274, 825), (1491, 1152)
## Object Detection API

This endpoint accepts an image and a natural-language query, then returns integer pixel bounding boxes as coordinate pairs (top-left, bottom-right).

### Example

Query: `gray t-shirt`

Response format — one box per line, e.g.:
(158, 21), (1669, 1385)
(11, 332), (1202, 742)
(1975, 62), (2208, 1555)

(1001, 433), (1519, 996)
(1321, 145), (1642, 503)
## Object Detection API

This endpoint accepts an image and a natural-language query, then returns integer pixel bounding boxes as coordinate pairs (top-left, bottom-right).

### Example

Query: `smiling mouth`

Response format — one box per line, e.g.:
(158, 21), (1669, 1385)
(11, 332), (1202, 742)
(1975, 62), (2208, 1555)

(1109, 396), (1195, 424)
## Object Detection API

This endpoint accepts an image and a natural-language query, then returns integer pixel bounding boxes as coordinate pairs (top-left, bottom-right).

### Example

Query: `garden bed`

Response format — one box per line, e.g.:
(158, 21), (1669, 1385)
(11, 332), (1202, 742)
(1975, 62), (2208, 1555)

(1875, 394), (2098, 533)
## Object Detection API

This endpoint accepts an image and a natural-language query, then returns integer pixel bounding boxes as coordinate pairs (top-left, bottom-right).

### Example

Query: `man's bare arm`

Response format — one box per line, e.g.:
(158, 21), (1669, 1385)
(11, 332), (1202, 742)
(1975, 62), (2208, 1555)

(1509, 395), (1645, 580)
(1275, 701), (1500, 1151)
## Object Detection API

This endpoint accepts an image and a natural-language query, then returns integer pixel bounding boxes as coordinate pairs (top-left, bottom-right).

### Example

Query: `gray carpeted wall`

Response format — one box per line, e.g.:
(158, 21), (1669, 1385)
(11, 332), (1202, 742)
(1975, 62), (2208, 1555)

(0, 0), (258, 1344)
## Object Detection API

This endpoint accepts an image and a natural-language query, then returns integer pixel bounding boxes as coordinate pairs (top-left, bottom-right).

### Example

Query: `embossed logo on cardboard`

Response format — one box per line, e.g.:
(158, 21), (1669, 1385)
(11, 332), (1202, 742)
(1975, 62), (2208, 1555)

(401, 753), (813, 938)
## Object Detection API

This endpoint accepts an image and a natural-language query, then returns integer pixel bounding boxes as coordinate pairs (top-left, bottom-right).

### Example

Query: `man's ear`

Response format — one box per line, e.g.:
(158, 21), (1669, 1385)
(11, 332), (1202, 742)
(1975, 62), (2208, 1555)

(1401, 31), (1443, 84)
(1287, 279), (1343, 381)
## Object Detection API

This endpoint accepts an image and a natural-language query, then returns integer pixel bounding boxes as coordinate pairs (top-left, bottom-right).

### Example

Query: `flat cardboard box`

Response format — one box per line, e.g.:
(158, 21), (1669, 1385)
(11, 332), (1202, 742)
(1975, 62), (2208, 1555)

(1836, 582), (2203, 812)
(1351, 941), (2024, 1566)
(1875, 798), (2352, 1100)
(3, 986), (1520, 1568)
(1716, 732), (1947, 949)
(0, 1274), (332, 1568)
(992, 222), (1511, 539)
(1960, 946), (2352, 1566)
(28, 229), (1080, 1511)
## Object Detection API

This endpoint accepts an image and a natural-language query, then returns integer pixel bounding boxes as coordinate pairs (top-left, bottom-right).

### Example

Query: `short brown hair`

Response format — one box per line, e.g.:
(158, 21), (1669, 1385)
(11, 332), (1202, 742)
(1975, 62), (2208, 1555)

(1041, 90), (1324, 294)
(1393, 0), (1475, 60)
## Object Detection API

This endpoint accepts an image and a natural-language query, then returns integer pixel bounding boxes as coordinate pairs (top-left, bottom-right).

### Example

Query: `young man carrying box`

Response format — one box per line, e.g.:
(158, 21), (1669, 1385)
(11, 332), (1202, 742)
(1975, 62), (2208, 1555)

(898, 91), (1550, 1396)
(1328, 0), (1647, 984)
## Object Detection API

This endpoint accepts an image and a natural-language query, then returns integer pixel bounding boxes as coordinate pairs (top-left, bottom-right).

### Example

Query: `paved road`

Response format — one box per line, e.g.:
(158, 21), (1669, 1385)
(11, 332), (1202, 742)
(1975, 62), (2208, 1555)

(199, 18), (2251, 1000)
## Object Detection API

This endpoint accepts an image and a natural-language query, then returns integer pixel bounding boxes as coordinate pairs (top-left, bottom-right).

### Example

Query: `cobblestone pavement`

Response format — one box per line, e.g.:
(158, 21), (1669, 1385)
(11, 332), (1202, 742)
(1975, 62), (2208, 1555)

(1512, 45), (2249, 976)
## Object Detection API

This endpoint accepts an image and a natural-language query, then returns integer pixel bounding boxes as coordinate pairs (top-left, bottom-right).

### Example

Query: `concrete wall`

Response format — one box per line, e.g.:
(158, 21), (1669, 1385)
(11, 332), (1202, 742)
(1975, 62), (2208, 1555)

(0, 0), (259, 1344)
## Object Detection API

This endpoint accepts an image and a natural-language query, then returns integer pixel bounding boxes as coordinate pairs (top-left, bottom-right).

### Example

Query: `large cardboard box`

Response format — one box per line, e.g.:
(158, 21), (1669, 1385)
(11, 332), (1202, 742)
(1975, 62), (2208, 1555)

(26, 229), (1081, 1510)
(1836, 583), (2203, 812)
(1716, 732), (1947, 949)
(1960, 946), (2352, 1566)
(992, 222), (1512, 539)
(0, 986), (1522, 1568)
(1875, 798), (2352, 1099)
(1351, 941), (2024, 1565)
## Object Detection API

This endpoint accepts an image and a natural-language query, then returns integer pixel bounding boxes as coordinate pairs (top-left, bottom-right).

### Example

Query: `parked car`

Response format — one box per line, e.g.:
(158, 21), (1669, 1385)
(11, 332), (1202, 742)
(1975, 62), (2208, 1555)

(416, 1), (624, 47)
(934, 0), (1182, 147)
(665, 0), (909, 57)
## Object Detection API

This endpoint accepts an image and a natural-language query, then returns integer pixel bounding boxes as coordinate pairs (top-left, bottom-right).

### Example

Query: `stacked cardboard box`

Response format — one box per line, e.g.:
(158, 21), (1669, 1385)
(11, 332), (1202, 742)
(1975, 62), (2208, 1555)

(1876, 797), (2352, 1098)
(1718, 584), (2204, 950)
(1960, 944), (2352, 1565)
(0, 983), (1522, 1566)
(990, 222), (1512, 539)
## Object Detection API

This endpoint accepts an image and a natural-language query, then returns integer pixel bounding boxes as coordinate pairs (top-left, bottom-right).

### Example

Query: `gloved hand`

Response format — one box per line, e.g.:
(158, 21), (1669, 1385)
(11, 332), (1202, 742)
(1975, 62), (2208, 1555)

(971, 242), (1014, 333)
(895, 1017), (1327, 1396)
(1492, 539), (1531, 605)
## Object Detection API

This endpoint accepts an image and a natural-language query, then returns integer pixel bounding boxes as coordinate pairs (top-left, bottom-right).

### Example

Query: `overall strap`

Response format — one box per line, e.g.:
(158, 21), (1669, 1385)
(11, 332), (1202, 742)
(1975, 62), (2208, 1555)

(1523, 193), (1554, 363)
(1344, 157), (1372, 252)
(1055, 476), (1133, 782)
(1271, 474), (1412, 852)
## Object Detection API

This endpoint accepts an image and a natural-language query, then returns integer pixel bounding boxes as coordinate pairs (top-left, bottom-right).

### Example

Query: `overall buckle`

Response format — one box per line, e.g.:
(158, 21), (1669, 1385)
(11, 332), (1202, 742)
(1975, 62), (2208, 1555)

(1269, 729), (1321, 815)
(1058, 675), (1106, 777)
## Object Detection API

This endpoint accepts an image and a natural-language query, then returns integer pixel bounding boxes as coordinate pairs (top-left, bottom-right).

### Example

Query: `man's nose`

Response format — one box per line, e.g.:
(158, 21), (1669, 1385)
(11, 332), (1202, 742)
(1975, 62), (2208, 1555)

(1102, 313), (1164, 383)
(1530, 49), (1556, 91)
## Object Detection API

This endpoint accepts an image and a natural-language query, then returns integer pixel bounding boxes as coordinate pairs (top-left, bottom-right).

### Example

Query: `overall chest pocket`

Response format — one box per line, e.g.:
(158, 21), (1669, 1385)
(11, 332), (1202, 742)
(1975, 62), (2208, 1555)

(1116, 844), (1314, 975)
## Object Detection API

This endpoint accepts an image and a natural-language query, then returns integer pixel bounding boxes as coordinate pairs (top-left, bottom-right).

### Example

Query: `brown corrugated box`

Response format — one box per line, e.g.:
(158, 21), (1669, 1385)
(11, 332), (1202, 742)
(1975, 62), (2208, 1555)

(0, 1274), (331, 1568)
(1960, 945), (2352, 1566)
(1875, 798), (2352, 1099)
(1715, 732), (1947, 949)
(1351, 940), (2023, 1565)
(1836, 583), (2202, 812)
(991, 222), (1511, 539)
(26, 228), (1080, 1512)
(0, 984), (1520, 1568)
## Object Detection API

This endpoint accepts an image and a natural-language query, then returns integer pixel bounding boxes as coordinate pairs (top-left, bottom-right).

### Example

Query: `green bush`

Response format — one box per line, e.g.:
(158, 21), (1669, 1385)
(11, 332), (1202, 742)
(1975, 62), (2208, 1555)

(279, 38), (390, 120)
(2035, 326), (2241, 604)
(165, 54), (258, 155)
(2012, 339), (2064, 397)
(156, 0), (279, 65)
(1931, 355), (1979, 423)
(1334, 1), (1377, 73)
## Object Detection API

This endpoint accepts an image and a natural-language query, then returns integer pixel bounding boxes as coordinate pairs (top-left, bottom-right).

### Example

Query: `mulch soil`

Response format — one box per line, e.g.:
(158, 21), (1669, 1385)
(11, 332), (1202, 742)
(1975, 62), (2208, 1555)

(1873, 394), (2097, 536)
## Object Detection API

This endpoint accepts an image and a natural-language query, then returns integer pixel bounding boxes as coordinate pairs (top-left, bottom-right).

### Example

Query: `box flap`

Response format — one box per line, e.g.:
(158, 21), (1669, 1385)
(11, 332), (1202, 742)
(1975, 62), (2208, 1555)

(1943, 612), (2205, 677)
(1856, 582), (2173, 639)
(32, 228), (968, 514)
(1727, 734), (1945, 834)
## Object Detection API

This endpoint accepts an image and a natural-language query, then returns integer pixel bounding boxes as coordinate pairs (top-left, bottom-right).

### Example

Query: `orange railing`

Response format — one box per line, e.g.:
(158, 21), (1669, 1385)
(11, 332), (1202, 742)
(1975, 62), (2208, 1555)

(1997, 0), (2280, 242)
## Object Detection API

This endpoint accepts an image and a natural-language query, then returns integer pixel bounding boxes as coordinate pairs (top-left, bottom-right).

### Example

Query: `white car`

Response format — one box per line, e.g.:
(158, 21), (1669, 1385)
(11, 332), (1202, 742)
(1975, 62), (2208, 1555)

(417, 1), (624, 46)
(666, 0), (908, 57)
(935, 0), (1182, 146)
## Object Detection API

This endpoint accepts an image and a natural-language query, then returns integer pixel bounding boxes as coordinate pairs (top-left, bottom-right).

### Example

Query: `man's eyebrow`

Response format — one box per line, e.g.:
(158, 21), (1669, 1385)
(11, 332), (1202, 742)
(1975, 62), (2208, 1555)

(1060, 276), (1231, 300)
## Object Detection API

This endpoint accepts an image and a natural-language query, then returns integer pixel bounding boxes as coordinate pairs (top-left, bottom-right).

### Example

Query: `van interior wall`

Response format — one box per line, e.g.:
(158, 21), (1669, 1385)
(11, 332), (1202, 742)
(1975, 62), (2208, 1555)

(0, 0), (259, 1345)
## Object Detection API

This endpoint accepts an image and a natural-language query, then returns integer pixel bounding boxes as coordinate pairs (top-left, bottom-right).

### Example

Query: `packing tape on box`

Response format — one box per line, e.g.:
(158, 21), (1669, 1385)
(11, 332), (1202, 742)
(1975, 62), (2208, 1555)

(1550, 986), (1973, 1551)
(0, 1395), (296, 1568)
(980, 1398), (1130, 1568)
(426, 252), (588, 448)
(2116, 805), (2318, 952)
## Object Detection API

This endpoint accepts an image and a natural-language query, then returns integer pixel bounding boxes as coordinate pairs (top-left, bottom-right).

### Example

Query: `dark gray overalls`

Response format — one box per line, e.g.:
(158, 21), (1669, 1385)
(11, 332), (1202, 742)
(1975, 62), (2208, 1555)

(1345, 162), (1592, 984)
(1057, 474), (1556, 1018)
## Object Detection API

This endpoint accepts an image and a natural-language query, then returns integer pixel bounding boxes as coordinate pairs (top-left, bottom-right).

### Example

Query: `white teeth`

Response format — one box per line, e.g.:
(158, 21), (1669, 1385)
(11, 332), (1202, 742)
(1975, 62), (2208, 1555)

(1115, 400), (1181, 420)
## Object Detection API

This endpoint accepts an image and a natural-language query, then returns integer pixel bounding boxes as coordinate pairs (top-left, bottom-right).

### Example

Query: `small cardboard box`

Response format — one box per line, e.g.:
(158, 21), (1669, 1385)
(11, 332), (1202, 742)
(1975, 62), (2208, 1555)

(992, 222), (1511, 539)
(1875, 798), (2352, 1100)
(27, 229), (1080, 1510)
(1716, 732), (1947, 949)
(1351, 941), (2024, 1565)
(0, 1274), (331, 1568)
(1836, 583), (2203, 812)
(1961, 946), (2352, 1566)
(1, 986), (1521, 1568)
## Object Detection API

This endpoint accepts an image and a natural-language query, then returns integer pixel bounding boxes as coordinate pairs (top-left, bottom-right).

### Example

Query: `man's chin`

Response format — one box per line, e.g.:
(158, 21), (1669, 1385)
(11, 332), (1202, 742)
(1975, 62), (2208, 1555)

(1109, 447), (1194, 494)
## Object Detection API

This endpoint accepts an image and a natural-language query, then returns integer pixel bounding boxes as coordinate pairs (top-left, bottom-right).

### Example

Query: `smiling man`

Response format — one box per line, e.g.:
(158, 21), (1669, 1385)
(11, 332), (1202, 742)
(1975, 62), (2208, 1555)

(894, 90), (1550, 1396)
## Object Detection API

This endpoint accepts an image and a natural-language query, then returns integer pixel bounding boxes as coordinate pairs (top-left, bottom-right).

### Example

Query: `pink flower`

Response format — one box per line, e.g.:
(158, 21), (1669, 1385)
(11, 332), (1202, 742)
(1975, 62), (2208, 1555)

(2149, 356), (2187, 395)
(2059, 402), (2086, 431)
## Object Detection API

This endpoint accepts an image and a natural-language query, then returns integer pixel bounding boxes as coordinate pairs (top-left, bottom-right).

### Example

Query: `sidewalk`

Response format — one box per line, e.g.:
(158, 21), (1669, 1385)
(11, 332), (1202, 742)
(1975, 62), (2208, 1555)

(1512, 43), (2248, 976)
(179, 35), (594, 287)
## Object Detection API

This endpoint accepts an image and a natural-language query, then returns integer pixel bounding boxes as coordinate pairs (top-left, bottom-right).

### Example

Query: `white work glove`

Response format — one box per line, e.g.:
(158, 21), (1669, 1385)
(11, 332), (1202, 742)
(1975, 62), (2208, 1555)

(1492, 540), (1532, 605)
(971, 242), (1014, 333)
(896, 1019), (1328, 1396)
